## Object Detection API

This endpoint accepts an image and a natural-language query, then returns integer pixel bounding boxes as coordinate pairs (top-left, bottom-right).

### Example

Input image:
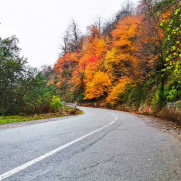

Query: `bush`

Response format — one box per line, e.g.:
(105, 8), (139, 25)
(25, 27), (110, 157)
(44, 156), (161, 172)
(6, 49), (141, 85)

(50, 96), (63, 112)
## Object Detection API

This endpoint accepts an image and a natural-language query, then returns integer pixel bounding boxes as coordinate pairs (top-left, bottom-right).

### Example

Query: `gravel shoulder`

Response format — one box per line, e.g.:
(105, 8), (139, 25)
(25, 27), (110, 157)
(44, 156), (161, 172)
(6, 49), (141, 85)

(136, 114), (181, 142)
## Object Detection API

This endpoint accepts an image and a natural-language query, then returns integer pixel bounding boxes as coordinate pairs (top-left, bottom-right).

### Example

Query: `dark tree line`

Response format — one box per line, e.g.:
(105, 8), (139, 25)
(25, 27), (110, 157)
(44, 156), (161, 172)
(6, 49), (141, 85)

(0, 36), (58, 115)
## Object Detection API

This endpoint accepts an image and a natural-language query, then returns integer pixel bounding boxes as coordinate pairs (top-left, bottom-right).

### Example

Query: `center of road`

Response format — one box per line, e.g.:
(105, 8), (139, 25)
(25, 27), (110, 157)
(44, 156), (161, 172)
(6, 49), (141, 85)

(0, 114), (118, 181)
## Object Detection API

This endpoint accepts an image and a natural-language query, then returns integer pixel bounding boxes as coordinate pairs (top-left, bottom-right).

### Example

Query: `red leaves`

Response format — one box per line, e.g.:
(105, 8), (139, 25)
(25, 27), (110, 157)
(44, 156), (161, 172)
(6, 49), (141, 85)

(89, 55), (101, 63)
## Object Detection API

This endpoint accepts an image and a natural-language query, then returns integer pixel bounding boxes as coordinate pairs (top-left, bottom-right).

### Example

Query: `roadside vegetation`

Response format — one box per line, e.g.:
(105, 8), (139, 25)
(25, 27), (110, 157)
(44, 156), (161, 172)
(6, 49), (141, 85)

(0, 36), (81, 124)
(0, 106), (82, 124)
(44, 0), (180, 125)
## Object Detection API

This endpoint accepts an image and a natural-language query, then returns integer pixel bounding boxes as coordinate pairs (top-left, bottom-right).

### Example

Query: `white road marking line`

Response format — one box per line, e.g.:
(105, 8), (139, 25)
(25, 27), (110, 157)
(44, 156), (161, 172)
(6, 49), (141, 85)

(0, 115), (118, 180)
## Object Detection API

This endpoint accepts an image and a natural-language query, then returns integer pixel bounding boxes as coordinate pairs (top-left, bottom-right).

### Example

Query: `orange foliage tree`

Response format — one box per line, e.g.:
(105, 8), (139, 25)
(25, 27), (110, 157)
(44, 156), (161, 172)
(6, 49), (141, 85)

(106, 77), (131, 106)
(52, 1), (172, 106)
(84, 72), (112, 100)
(111, 16), (141, 78)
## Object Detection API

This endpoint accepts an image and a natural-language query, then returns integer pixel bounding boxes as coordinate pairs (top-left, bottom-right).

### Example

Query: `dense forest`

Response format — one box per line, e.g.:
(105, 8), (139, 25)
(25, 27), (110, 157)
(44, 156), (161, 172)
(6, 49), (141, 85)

(46, 0), (181, 114)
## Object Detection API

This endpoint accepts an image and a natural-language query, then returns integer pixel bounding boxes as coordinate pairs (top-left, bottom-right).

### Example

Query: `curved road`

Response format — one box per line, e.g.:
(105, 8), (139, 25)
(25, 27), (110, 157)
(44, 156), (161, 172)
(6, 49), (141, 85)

(0, 107), (181, 181)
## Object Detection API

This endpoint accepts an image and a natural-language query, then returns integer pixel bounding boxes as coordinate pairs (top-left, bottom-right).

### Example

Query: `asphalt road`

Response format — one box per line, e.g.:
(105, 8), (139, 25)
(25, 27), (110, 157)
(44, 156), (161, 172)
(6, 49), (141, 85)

(0, 107), (181, 181)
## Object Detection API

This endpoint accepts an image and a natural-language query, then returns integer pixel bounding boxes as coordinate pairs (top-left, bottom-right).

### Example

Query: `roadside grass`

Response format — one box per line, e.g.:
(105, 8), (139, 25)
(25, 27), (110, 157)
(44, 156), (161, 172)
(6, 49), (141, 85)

(0, 106), (83, 125)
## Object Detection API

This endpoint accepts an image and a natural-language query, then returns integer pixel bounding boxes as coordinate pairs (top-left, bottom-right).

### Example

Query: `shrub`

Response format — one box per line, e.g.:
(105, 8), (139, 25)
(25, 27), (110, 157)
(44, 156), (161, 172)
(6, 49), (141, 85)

(50, 96), (63, 112)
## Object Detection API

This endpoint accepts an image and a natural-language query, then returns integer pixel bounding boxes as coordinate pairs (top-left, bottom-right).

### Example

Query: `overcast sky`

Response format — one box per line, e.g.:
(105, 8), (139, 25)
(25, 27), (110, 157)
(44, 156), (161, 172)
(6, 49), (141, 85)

(0, 0), (138, 68)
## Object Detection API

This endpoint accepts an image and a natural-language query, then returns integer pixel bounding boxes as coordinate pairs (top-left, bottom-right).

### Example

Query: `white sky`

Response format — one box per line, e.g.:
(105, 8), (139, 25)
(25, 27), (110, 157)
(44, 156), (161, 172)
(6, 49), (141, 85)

(0, 0), (138, 68)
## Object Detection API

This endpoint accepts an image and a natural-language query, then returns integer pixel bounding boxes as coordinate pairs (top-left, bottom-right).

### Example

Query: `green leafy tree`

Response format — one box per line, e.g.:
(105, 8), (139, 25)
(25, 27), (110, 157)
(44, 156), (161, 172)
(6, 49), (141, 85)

(0, 36), (60, 115)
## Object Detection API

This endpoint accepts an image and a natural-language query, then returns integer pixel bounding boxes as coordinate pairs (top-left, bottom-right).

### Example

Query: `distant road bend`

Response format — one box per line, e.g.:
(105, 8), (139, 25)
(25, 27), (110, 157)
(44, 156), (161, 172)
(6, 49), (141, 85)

(0, 107), (181, 181)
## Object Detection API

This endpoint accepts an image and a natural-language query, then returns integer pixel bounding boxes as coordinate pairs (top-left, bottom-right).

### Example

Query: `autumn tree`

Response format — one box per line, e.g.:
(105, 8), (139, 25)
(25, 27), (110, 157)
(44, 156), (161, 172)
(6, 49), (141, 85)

(84, 72), (111, 100)
(105, 16), (141, 79)
(106, 77), (131, 106)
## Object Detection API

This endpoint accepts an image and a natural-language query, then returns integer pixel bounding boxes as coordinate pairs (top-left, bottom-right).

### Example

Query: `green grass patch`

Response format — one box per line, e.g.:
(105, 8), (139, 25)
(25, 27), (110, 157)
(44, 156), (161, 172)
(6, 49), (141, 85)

(0, 106), (83, 125)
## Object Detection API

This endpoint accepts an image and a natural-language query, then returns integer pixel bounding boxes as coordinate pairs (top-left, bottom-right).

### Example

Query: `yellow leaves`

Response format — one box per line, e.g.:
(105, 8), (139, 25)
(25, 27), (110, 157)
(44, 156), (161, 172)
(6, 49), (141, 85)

(84, 69), (95, 83)
(112, 16), (141, 50)
(84, 72), (112, 100)
(103, 16), (141, 80)
(56, 81), (61, 87)
(114, 39), (131, 48)
(106, 77), (131, 106)
(84, 37), (107, 58)
(104, 47), (137, 77)
(105, 49), (136, 66)
(95, 38), (107, 55)
(104, 48), (119, 70)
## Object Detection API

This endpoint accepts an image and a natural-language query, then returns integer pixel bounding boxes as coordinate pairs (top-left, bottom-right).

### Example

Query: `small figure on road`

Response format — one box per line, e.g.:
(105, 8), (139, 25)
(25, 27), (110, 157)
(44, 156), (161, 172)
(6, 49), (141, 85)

(74, 101), (77, 109)
(94, 102), (97, 108)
